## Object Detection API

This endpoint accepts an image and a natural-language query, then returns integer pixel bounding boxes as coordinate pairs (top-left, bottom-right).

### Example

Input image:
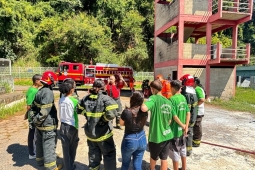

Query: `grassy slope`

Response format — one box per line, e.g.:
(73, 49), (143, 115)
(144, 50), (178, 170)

(208, 87), (255, 114)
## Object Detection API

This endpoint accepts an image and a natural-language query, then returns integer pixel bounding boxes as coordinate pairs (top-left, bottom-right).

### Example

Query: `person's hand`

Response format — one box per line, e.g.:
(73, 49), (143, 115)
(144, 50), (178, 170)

(184, 126), (189, 137)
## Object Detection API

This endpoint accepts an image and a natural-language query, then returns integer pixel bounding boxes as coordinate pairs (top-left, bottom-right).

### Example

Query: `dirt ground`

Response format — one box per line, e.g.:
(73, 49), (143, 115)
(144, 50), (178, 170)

(0, 89), (255, 170)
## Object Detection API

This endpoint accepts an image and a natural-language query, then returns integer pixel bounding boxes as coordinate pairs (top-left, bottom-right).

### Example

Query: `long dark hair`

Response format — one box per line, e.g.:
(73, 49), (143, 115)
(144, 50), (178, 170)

(194, 77), (207, 97)
(129, 91), (147, 127)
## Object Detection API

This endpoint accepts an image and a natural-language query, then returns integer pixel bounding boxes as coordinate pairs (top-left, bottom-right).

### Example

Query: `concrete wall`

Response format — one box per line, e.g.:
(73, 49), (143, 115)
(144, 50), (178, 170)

(184, 0), (209, 15)
(155, 66), (177, 80)
(155, 0), (179, 30)
(210, 67), (235, 99)
(155, 38), (178, 63)
(183, 43), (207, 59)
(183, 67), (206, 87)
(250, 76), (255, 89)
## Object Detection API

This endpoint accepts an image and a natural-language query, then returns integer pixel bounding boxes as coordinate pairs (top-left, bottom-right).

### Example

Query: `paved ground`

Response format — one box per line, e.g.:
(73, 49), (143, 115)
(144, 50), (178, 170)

(0, 87), (255, 170)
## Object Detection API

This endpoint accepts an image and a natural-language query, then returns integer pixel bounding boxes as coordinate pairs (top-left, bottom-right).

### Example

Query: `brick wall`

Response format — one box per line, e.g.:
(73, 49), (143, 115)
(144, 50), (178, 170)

(155, 38), (178, 63)
(183, 43), (207, 60)
(183, 67), (206, 87)
(210, 68), (235, 99)
(184, 0), (209, 15)
(155, 66), (177, 79)
(155, 1), (179, 30)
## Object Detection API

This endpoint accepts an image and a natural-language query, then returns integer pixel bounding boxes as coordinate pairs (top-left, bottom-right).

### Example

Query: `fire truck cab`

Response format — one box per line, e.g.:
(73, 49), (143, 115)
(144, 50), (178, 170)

(56, 61), (134, 87)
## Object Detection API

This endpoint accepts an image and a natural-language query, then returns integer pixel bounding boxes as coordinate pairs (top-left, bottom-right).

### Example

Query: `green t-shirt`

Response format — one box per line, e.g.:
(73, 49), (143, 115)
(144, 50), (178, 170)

(169, 94), (190, 138)
(145, 94), (175, 143)
(26, 86), (38, 105)
(195, 86), (205, 116)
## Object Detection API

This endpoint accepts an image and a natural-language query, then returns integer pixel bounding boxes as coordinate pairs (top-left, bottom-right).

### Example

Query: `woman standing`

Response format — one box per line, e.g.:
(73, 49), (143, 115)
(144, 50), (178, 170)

(59, 79), (79, 170)
(120, 91), (148, 170)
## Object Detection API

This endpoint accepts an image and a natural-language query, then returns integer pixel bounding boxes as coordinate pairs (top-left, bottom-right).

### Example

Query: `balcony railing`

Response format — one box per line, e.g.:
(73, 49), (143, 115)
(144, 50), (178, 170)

(212, 0), (252, 14)
(210, 42), (250, 64)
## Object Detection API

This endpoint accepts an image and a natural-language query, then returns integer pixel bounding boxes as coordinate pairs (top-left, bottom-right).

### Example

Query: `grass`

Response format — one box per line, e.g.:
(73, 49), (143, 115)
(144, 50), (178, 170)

(14, 79), (32, 86)
(209, 87), (255, 114)
(0, 100), (26, 120)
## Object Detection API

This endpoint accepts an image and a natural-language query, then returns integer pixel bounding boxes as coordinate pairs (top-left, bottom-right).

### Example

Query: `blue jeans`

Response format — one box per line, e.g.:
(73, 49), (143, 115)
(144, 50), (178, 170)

(121, 130), (147, 170)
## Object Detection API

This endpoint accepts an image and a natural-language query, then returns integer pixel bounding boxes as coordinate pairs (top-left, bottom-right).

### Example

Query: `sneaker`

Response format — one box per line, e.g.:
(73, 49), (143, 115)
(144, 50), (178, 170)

(29, 154), (36, 159)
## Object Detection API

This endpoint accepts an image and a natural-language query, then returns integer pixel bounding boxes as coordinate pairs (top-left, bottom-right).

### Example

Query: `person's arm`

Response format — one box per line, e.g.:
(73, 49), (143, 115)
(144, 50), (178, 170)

(102, 96), (119, 121)
(184, 112), (191, 136)
(198, 98), (205, 106)
(173, 115), (186, 129)
(120, 118), (125, 126)
(141, 103), (149, 112)
(119, 74), (128, 87)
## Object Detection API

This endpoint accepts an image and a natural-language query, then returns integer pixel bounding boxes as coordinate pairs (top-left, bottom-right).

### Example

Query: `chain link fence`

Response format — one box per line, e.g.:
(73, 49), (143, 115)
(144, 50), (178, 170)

(1, 67), (154, 82)
(0, 58), (14, 93)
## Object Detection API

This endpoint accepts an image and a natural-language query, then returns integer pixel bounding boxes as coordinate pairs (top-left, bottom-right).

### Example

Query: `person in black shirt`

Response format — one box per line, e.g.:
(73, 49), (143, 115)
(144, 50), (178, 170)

(119, 91), (148, 170)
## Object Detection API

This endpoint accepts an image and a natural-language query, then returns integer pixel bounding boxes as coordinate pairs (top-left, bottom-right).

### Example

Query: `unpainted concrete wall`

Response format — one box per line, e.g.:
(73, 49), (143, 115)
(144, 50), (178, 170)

(183, 43), (207, 60)
(155, 66), (177, 80)
(210, 68), (235, 99)
(184, 0), (209, 15)
(155, 38), (178, 63)
(155, 0), (179, 30)
(183, 67), (206, 87)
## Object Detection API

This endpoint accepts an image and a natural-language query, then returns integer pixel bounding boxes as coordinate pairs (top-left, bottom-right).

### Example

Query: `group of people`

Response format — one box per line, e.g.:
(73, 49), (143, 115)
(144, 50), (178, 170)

(24, 70), (205, 170)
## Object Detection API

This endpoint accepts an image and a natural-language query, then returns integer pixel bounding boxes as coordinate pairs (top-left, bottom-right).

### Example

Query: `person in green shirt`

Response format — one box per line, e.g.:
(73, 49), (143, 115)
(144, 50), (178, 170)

(169, 80), (190, 170)
(25, 74), (42, 159)
(193, 77), (206, 147)
(141, 79), (175, 170)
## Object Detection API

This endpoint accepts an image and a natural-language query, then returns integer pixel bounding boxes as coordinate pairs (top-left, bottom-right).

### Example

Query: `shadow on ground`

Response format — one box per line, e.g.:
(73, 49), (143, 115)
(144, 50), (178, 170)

(6, 143), (43, 169)
(7, 143), (88, 170)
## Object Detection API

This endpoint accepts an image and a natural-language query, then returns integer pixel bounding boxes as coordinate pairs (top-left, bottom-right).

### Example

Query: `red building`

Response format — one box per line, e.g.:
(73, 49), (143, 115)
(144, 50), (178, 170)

(154, 0), (253, 98)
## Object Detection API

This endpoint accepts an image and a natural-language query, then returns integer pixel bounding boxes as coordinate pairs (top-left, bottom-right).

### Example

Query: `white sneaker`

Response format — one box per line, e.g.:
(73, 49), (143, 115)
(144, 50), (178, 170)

(29, 154), (36, 159)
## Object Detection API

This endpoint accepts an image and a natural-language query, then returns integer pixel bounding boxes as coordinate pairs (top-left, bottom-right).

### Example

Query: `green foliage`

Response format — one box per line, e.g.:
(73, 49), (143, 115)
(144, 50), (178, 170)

(210, 87), (255, 114)
(1, 0), (255, 70)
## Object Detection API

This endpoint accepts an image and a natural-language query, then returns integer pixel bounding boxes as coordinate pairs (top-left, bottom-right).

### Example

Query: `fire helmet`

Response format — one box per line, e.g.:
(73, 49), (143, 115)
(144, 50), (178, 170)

(180, 74), (194, 86)
(41, 71), (58, 85)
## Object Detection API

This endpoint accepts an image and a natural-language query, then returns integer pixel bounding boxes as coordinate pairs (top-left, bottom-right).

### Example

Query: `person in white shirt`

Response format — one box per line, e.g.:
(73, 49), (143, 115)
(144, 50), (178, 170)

(59, 79), (79, 170)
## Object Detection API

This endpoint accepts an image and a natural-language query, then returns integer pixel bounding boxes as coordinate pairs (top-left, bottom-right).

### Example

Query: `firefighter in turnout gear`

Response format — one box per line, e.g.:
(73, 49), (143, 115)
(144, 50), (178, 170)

(180, 74), (198, 156)
(30, 71), (61, 170)
(78, 79), (119, 170)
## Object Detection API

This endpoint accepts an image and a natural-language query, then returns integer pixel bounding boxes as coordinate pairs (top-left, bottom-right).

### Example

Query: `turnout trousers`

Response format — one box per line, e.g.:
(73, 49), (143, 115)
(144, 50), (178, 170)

(87, 136), (116, 170)
(36, 128), (57, 170)
(186, 125), (194, 156)
(193, 115), (204, 146)
(60, 122), (79, 170)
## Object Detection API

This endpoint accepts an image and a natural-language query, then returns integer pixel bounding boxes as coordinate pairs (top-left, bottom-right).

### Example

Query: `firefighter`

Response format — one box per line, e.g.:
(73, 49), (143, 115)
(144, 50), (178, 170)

(77, 79), (118, 170)
(29, 71), (61, 170)
(106, 74), (127, 129)
(156, 74), (172, 99)
(180, 74), (198, 156)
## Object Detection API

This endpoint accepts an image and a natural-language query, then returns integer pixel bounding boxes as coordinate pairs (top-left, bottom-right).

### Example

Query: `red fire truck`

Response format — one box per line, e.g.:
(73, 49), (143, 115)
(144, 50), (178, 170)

(56, 61), (134, 87)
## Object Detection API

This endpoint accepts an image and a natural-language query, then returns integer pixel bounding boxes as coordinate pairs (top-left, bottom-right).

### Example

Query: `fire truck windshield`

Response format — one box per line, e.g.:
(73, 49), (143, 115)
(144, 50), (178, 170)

(85, 68), (95, 78)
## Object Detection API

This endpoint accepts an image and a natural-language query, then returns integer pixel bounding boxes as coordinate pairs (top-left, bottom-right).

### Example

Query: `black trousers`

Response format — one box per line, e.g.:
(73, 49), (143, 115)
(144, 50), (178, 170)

(28, 127), (36, 156)
(36, 128), (57, 170)
(193, 116), (204, 145)
(87, 136), (116, 170)
(60, 123), (79, 170)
